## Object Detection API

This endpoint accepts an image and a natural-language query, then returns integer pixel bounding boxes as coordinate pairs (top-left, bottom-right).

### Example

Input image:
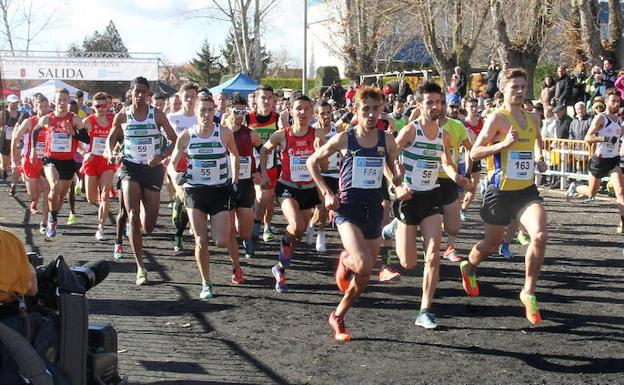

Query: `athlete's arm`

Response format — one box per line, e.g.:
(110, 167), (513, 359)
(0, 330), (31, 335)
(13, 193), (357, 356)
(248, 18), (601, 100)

(250, 130), (262, 147)
(11, 119), (31, 168)
(71, 115), (90, 144)
(30, 116), (47, 165)
(442, 131), (471, 189)
(169, 130), (190, 172)
(306, 132), (346, 209)
(260, 129), (284, 186)
(155, 110), (177, 163)
(460, 136), (473, 174)
(221, 126), (240, 185)
(584, 114), (608, 144)
(105, 112), (125, 162)
(470, 112), (517, 161)
(313, 127), (329, 170)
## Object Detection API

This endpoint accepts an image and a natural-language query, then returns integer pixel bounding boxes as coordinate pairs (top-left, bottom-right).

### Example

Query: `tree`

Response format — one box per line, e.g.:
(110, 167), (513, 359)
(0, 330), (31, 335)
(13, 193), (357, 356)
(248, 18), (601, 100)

(572, 0), (623, 66)
(411, 0), (489, 86)
(220, 29), (270, 77)
(0, 0), (64, 53)
(186, 40), (223, 87)
(490, 0), (558, 98)
(68, 20), (129, 57)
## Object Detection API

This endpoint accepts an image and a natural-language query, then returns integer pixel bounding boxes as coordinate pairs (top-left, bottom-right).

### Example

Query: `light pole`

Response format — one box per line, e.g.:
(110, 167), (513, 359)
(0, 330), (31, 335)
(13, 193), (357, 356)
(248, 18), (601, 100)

(303, 0), (308, 95)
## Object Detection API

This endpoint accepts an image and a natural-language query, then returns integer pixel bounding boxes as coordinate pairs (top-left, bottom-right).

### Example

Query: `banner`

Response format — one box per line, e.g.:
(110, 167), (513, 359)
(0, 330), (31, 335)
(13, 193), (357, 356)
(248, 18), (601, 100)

(0, 56), (159, 81)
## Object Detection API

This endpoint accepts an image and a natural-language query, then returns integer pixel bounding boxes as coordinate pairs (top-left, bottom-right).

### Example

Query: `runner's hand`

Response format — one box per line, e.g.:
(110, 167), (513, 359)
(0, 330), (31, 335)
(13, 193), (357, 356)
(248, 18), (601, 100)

(29, 152), (36, 165)
(252, 171), (262, 185)
(396, 184), (412, 202)
(147, 154), (162, 167)
(502, 129), (518, 148)
(536, 159), (548, 173)
(84, 152), (94, 163)
(260, 174), (270, 189)
(324, 192), (340, 211)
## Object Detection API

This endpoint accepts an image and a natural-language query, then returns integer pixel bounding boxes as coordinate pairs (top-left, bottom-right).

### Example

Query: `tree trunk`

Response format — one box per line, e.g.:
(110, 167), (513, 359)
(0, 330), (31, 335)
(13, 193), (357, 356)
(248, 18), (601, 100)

(577, 0), (606, 65)
(251, 0), (262, 80)
(607, 0), (623, 66)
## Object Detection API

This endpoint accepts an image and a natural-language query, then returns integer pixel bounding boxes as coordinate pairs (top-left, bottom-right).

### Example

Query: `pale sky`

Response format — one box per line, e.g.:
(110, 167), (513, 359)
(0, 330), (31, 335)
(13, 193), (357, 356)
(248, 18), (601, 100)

(26, 0), (315, 66)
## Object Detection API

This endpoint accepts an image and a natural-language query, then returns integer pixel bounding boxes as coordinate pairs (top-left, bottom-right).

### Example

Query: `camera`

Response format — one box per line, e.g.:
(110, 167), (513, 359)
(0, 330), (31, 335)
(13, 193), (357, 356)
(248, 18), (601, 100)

(18, 253), (128, 385)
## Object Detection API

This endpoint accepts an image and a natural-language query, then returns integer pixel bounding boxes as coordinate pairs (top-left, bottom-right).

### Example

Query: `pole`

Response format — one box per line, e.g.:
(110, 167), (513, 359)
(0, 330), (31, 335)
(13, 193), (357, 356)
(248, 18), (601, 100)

(303, 0), (308, 95)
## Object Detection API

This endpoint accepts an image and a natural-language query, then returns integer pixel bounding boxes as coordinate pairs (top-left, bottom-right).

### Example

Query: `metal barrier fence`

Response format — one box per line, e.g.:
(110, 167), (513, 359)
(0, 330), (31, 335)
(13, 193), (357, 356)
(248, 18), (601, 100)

(536, 138), (596, 189)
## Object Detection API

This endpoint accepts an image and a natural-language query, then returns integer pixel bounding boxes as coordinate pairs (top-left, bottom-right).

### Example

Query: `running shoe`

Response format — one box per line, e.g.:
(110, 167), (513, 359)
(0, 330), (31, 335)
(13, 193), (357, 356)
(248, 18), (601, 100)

(271, 264), (288, 293)
(45, 222), (57, 240)
(415, 311), (437, 329)
(174, 235), (184, 255)
(95, 227), (105, 241)
(519, 290), (542, 324)
(66, 212), (77, 225)
(231, 267), (245, 284)
(460, 210), (467, 222)
(381, 217), (398, 241)
(125, 223), (130, 238)
(516, 231), (530, 246)
(29, 201), (39, 214)
(252, 221), (261, 241)
(304, 225), (314, 245)
(499, 241), (514, 259)
(243, 239), (255, 258)
(378, 265), (401, 283)
(167, 201), (174, 209)
(39, 222), (46, 235)
(443, 245), (462, 262)
(335, 250), (352, 293)
(617, 221), (623, 234)
(581, 197), (596, 204)
(459, 260), (479, 297)
(263, 227), (275, 242)
(328, 311), (352, 342)
(479, 179), (487, 197)
(200, 282), (213, 299)
(136, 268), (148, 286)
(109, 189), (117, 199)
(565, 182), (576, 201)
(74, 184), (82, 196)
(316, 231), (326, 253)
(8, 183), (16, 196)
(113, 244), (123, 260)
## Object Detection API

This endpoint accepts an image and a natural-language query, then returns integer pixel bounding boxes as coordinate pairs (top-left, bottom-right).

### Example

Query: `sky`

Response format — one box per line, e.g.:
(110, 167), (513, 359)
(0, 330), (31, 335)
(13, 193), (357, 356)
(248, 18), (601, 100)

(26, 0), (317, 66)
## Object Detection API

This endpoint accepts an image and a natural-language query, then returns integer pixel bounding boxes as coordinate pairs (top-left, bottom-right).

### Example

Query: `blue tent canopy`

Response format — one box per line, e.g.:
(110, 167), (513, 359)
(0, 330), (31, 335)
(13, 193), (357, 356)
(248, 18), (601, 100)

(209, 72), (259, 98)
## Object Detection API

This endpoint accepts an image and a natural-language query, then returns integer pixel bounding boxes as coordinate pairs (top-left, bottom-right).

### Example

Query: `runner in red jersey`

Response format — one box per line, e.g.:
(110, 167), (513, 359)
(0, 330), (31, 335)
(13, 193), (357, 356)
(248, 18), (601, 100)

(30, 88), (90, 240)
(260, 95), (325, 293)
(82, 92), (116, 241)
(12, 94), (51, 233)
(461, 97), (485, 221)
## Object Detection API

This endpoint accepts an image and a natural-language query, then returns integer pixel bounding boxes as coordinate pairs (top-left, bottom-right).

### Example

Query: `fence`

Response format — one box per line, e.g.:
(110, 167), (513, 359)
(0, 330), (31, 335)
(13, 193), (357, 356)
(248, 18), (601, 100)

(536, 138), (596, 189)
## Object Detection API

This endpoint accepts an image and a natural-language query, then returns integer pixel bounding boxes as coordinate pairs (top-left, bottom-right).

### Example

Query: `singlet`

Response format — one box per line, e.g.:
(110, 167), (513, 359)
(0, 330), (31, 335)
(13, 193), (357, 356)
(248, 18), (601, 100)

(122, 106), (162, 165)
(86, 114), (112, 157)
(233, 125), (255, 180)
(44, 112), (79, 160)
(317, 122), (341, 178)
(279, 126), (316, 185)
(248, 111), (279, 170)
(488, 108), (538, 191)
(27, 115), (46, 160)
(401, 121), (444, 192)
(339, 128), (387, 204)
(4, 110), (20, 141)
(465, 117), (484, 136)
(594, 113), (622, 159)
(392, 113), (407, 132)
(184, 124), (229, 187)
(438, 118), (468, 179)
(166, 112), (197, 136)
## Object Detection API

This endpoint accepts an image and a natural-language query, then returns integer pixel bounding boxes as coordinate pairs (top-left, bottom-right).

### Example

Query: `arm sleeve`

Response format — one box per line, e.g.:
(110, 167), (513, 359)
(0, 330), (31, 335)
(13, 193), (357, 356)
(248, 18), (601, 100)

(73, 128), (91, 144)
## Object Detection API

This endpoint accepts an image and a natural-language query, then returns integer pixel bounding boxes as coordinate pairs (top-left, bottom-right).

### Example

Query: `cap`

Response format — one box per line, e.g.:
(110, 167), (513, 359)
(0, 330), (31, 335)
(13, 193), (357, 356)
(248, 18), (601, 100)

(553, 105), (565, 113)
(446, 94), (461, 107)
(6, 94), (19, 103)
(593, 101), (606, 110)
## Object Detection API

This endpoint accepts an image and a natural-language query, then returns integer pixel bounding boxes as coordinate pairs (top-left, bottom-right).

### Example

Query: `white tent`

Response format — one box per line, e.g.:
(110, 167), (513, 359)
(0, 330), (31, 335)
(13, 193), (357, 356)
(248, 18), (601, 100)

(21, 79), (88, 102)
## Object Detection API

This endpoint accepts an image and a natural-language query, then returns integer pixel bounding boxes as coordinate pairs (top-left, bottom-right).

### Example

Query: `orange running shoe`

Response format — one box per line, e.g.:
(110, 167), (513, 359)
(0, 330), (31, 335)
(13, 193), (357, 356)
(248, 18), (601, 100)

(231, 267), (245, 284)
(335, 250), (352, 293)
(378, 265), (401, 283)
(328, 311), (352, 341)
(459, 261), (479, 297)
(520, 290), (542, 324)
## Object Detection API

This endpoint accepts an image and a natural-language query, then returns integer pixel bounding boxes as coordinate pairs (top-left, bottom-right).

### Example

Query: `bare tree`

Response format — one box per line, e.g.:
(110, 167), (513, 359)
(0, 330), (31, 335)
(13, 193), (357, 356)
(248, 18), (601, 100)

(0, 0), (64, 54)
(572, 0), (623, 66)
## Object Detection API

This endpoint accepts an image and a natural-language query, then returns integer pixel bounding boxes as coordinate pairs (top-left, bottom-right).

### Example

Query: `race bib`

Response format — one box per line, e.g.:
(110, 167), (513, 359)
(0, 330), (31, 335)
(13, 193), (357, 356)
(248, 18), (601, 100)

(352, 156), (384, 189)
(50, 132), (71, 153)
(290, 155), (310, 182)
(239, 156), (252, 179)
(506, 151), (534, 180)
(128, 137), (155, 162)
(91, 137), (107, 156)
(191, 159), (219, 184)
(326, 152), (341, 171)
(253, 148), (275, 169)
(409, 160), (440, 190)
(4, 126), (13, 139)
(35, 142), (45, 158)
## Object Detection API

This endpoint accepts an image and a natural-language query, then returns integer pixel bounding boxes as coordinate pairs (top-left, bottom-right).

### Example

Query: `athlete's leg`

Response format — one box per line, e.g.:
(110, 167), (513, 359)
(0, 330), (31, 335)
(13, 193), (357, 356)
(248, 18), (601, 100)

(575, 174), (601, 198)
(277, 197), (310, 268)
(419, 214), (443, 311)
(442, 199), (461, 246)
(609, 167), (624, 218)
(187, 207), (211, 284)
(122, 180), (146, 269)
(139, 188), (161, 235)
(517, 202), (547, 295)
(85, 174), (99, 204)
(395, 220), (419, 270)
(466, 223), (507, 270)
(461, 171), (481, 211)
(97, 170), (114, 228)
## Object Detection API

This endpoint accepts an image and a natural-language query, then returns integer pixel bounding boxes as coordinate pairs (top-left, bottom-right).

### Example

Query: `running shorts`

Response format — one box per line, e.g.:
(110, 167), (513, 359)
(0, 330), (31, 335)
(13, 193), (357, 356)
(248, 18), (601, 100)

(334, 201), (384, 240)
(265, 167), (279, 190)
(82, 157), (116, 177)
(185, 184), (231, 216)
(589, 155), (619, 179)
(22, 156), (43, 179)
(42, 157), (77, 181)
(275, 181), (320, 210)
(230, 179), (255, 209)
(119, 159), (165, 192)
(480, 184), (542, 226)
(0, 140), (10, 156)
(393, 188), (443, 226)
(438, 177), (459, 206)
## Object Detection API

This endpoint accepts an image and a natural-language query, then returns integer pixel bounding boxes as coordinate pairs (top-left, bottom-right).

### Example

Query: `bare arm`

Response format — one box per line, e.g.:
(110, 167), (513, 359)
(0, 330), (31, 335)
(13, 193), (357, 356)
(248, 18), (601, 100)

(169, 130), (190, 172)
(12, 119), (31, 166)
(29, 116), (47, 164)
(155, 109), (177, 161)
(221, 126), (240, 184)
(584, 114), (607, 144)
(105, 112), (125, 161)
(307, 132), (346, 209)
(260, 129), (285, 186)
(470, 112), (516, 161)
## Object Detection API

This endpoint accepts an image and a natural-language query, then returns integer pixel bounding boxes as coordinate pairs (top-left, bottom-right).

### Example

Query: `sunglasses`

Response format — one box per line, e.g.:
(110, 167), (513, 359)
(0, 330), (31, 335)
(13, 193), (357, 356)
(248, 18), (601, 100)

(233, 109), (247, 115)
(94, 104), (107, 109)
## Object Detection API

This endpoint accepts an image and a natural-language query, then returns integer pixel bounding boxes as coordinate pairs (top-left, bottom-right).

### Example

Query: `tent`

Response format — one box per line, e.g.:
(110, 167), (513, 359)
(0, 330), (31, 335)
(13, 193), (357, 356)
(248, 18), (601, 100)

(21, 80), (88, 102)
(209, 72), (258, 98)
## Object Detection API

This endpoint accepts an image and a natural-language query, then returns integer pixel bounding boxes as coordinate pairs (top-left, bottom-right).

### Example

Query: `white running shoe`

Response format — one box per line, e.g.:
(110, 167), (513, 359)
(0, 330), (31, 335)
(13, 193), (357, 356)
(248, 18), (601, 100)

(95, 227), (105, 241)
(316, 231), (327, 253)
(304, 225), (314, 245)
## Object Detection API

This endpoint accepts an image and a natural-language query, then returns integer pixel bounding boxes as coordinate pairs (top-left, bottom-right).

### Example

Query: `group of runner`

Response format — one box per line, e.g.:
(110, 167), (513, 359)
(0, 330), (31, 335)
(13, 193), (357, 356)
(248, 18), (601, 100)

(7, 67), (599, 342)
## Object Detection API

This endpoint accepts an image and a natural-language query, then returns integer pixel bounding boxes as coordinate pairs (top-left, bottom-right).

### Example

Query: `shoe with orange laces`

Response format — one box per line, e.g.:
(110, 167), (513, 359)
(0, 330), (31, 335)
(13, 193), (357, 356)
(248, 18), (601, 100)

(459, 260), (479, 297)
(443, 244), (462, 262)
(378, 265), (401, 283)
(272, 264), (288, 293)
(519, 290), (542, 324)
(328, 311), (352, 341)
(231, 266), (245, 284)
(335, 250), (352, 293)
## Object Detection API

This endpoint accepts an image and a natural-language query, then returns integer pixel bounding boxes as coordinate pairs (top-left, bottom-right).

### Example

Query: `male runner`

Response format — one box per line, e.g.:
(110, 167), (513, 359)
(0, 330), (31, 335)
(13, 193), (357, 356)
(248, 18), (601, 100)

(261, 95), (324, 293)
(307, 86), (402, 341)
(170, 93), (241, 298)
(3, 94), (21, 194)
(30, 88), (90, 240)
(461, 97), (485, 221)
(105, 77), (177, 285)
(461, 68), (548, 325)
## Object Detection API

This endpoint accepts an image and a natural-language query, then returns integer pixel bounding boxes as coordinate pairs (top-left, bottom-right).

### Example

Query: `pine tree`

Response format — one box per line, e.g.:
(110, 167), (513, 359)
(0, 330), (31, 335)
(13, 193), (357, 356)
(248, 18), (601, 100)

(68, 20), (129, 57)
(186, 40), (223, 87)
(220, 29), (270, 79)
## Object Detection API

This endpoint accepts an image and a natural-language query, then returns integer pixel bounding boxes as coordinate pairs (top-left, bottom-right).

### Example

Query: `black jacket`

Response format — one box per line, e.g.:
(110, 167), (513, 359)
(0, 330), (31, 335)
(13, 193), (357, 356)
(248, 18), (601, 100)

(554, 76), (574, 106)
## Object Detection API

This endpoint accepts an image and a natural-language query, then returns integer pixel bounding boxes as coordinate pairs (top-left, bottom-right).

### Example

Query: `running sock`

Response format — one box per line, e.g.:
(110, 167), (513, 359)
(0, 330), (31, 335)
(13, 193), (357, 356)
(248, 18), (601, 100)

(49, 210), (58, 223)
(417, 308), (430, 317)
(279, 236), (292, 267)
(446, 235), (456, 248)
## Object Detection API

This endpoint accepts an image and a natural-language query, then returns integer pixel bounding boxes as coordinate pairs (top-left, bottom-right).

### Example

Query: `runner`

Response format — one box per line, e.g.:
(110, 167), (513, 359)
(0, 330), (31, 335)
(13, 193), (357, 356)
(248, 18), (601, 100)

(307, 86), (402, 341)
(105, 76), (177, 285)
(304, 101), (342, 252)
(166, 83), (199, 254)
(461, 97), (485, 220)
(393, 81), (471, 329)
(29, 88), (90, 240)
(226, 95), (262, 259)
(11, 94), (50, 233)
(82, 92), (116, 240)
(261, 95), (324, 293)
(170, 92), (241, 298)
(461, 68), (548, 325)
(2, 94), (21, 194)
(246, 85), (280, 243)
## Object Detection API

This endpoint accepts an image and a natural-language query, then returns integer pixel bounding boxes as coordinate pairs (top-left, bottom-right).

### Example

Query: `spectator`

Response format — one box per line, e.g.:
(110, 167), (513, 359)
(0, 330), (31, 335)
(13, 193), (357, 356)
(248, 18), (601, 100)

(486, 60), (500, 98)
(534, 102), (545, 120)
(614, 68), (624, 100)
(541, 103), (557, 140)
(481, 98), (495, 118)
(586, 66), (611, 104)
(554, 65), (574, 106)
(322, 80), (346, 107)
(540, 76), (556, 106)
(496, 62), (508, 91)
(572, 63), (588, 104)
(493, 91), (504, 107)
(553, 105), (572, 139)
(398, 78), (413, 99)
(523, 99), (534, 112)
(602, 57), (618, 84)
(569, 101), (591, 140)
(454, 66), (468, 97)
